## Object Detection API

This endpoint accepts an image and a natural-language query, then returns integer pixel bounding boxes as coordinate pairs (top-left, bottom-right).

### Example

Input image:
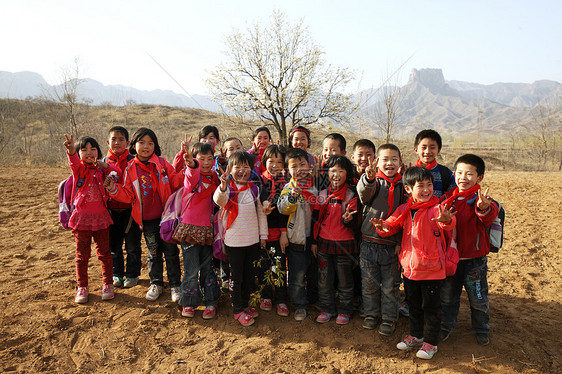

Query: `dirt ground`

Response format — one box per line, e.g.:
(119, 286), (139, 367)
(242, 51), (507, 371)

(0, 167), (560, 373)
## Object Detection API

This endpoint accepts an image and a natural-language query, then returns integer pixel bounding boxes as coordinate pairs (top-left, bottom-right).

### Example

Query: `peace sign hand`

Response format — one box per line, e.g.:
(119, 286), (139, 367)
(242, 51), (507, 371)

(477, 187), (492, 211)
(182, 135), (195, 167)
(365, 157), (379, 181)
(432, 204), (457, 224)
(369, 217), (388, 232)
(262, 200), (276, 215)
(342, 205), (357, 222)
(219, 165), (231, 190)
(217, 147), (227, 164)
(63, 134), (75, 155)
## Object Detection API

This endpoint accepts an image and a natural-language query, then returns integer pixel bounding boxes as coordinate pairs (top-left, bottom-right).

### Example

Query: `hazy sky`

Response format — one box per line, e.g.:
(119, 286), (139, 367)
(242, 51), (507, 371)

(2, 0), (561, 95)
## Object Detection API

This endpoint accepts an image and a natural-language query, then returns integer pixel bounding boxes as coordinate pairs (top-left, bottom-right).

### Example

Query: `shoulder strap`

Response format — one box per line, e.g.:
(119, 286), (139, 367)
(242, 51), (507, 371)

(438, 164), (452, 191)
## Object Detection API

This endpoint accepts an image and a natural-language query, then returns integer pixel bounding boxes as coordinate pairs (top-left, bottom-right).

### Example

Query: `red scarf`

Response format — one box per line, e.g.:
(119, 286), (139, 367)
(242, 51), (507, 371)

(313, 184), (348, 239)
(106, 149), (130, 165)
(415, 159), (437, 170)
(441, 184), (481, 208)
(297, 175), (316, 206)
(223, 179), (254, 230)
(386, 195), (439, 230)
(376, 169), (402, 218)
(192, 171), (218, 206)
(262, 170), (286, 200)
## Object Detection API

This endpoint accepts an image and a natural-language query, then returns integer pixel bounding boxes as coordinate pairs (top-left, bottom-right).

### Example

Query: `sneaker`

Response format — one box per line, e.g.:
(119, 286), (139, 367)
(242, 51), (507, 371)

(294, 308), (307, 321)
(378, 320), (396, 336)
(101, 284), (115, 300)
(399, 303), (409, 317)
(123, 277), (139, 288)
(234, 311), (254, 326)
(362, 316), (378, 330)
(439, 329), (451, 342)
(181, 306), (195, 317)
(260, 298), (273, 311)
(202, 306), (217, 320)
(276, 303), (289, 317)
(113, 276), (123, 288)
(336, 314), (350, 325)
(75, 287), (89, 303)
(476, 333), (489, 346)
(170, 286), (181, 302)
(416, 342), (438, 359)
(316, 312), (333, 323)
(244, 307), (259, 318)
(145, 284), (163, 301)
(396, 335), (424, 350)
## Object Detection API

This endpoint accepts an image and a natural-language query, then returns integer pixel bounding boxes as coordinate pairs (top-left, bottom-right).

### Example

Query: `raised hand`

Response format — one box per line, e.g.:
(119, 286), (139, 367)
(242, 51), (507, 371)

(369, 217), (388, 232)
(217, 147), (227, 164)
(291, 183), (302, 198)
(219, 165), (231, 190)
(181, 134), (192, 152)
(182, 134), (195, 167)
(342, 205), (357, 222)
(262, 200), (276, 215)
(432, 205), (457, 223)
(365, 157), (379, 181)
(398, 161), (410, 175)
(477, 187), (492, 211)
(63, 134), (75, 155)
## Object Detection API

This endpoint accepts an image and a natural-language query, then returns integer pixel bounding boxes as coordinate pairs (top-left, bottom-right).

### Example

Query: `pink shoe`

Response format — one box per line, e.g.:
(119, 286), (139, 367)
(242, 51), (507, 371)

(101, 284), (114, 300)
(244, 307), (259, 318)
(202, 306), (217, 320)
(75, 287), (89, 303)
(276, 303), (289, 317)
(335, 314), (350, 325)
(182, 306), (195, 318)
(260, 298), (273, 311)
(234, 311), (255, 326)
(316, 312), (333, 323)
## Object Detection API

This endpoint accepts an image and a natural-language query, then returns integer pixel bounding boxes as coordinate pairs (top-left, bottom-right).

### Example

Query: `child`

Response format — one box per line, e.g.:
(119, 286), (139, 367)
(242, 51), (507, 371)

(351, 139), (376, 181)
(105, 128), (184, 302)
(104, 126), (142, 289)
(413, 129), (455, 198)
(213, 151), (268, 326)
(278, 148), (319, 321)
(63, 134), (121, 303)
(217, 137), (244, 173)
(176, 142), (221, 319)
(371, 167), (456, 360)
(257, 144), (290, 316)
(174, 125), (221, 172)
(248, 126), (271, 178)
(439, 154), (499, 346)
(312, 155), (359, 325)
(357, 144), (405, 335)
(288, 125), (315, 166)
(318, 133), (347, 191)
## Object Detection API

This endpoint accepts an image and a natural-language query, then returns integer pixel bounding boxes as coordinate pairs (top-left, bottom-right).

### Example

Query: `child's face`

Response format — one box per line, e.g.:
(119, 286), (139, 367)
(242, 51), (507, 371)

(377, 149), (401, 178)
(455, 162), (483, 192)
(265, 153), (284, 177)
(223, 139), (243, 158)
(253, 131), (270, 151)
(287, 157), (310, 182)
(291, 131), (309, 150)
(405, 179), (434, 203)
(135, 134), (155, 162)
(231, 162), (252, 184)
(352, 146), (375, 172)
(107, 131), (129, 156)
(196, 152), (215, 174)
(329, 164), (347, 190)
(322, 138), (345, 161)
(79, 142), (99, 164)
(415, 138), (440, 166)
(200, 133), (219, 151)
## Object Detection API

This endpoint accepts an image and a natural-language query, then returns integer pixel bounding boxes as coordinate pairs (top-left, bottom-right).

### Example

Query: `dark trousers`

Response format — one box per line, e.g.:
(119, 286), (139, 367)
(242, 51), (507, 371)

(226, 243), (259, 314)
(286, 238), (318, 309)
(179, 243), (220, 307)
(318, 250), (355, 315)
(404, 277), (442, 346)
(143, 218), (181, 287)
(109, 208), (142, 278)
(257, 240), (288, 304)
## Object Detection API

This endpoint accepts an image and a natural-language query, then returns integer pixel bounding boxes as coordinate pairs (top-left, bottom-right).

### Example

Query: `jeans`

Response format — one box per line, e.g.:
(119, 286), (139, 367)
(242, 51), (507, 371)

(73, 228), (113, 287)
(360, 241), (401, 321)
(404, 277), (442, 346)
(109, 209), (142, 278)
(441, 256), (490, 334)
(226, 243), (259, 314)
(286, 239), (318, 310)
(179, 243), (220, 307)
(317, 250), (355, 315)
(143, 218), (181, 287)
(257, 241), (288, 304)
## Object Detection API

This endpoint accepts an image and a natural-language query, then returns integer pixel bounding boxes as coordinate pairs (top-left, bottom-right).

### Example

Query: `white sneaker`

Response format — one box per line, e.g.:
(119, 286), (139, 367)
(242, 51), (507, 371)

(146, 284), (163, 301)
(170, 286), (181, 302)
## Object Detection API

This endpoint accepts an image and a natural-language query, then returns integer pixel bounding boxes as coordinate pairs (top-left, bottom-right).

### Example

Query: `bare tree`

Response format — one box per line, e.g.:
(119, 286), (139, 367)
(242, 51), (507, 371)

(207, 10), (356, 145)
(371, 70), (404, 143)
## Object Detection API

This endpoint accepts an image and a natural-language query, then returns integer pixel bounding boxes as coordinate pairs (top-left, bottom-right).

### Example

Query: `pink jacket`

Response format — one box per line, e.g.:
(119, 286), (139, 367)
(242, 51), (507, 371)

(378, 203), (456, 281)
(180, 160), (219, 227)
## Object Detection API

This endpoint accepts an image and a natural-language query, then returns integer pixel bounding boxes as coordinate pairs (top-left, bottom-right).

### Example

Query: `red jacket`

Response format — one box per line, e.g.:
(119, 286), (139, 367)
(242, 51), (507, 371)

(378, 203), (456, 281)
(104, 150), (134, 210)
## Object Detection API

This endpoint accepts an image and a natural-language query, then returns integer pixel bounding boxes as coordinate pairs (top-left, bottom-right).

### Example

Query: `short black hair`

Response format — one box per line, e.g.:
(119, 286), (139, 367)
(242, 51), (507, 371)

(253, 126), (271, 140)
(262, 144), (286, 167)
(108, 126), (129, 141)
(414, 129), (442, 150)
(403, 166), (433, 187)
(353, 139), (376, 153)
(324, 133), (346, 152)
(129, 128), (162, 157)
(228, 150), (255, 169)
(199, 125), (220, 141)
(377, 143), (401, 158)
(223, 137), (243, 147)
(75, 136), (103, 159)
(285, 147), (309, 163)
(288, 125), (311, 149)
(324, 155), (355, 186)
(455, 154), (486, 176)
(192, 142), (214, 158)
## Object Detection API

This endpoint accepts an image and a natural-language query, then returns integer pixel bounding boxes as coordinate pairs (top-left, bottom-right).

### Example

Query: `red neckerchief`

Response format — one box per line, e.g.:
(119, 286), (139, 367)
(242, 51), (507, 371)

(133, 156), (159, 195)
(192, 171), (218, 206)
(223, 179), (254, 230)
(385, 195), (439, 230)
(442, 184), (481, 208)
(106, 149), (130, 164)
(297, 174), (316, 206)
(415, 159), (437, 170)
(262, 170), (285, 200)
(376, 169), (402, 217)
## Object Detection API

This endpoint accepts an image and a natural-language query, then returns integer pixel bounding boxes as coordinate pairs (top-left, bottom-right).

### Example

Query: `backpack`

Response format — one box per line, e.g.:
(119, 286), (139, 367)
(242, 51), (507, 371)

(438, 164), (453, 192)
(58, 167), (102, 229)
(428, 207), (459, 277)
(467, 195), (505, 253)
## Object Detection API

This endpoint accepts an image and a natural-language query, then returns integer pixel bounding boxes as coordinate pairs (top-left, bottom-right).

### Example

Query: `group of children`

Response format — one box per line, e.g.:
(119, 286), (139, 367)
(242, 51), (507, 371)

(64, 125), (499, 360)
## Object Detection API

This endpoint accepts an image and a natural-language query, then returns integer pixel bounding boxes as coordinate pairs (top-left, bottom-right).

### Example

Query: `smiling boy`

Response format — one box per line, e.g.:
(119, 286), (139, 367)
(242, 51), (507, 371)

(351, 139), (376, 181)
(413, 129), (455, 198)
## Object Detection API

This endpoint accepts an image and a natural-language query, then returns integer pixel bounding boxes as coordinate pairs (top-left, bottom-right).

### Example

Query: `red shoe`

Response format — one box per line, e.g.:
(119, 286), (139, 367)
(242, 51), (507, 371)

(260, 298), (273, 311)
(276, 303), (289, 317)
(244, 307), (259, 318)
(234, 311), (255, 326)
(182, 306), (195, 318)
(202, 306), (216, 320)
